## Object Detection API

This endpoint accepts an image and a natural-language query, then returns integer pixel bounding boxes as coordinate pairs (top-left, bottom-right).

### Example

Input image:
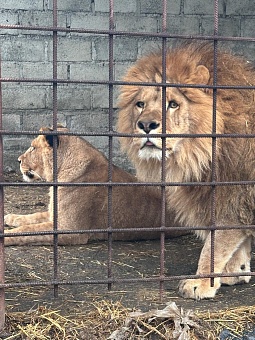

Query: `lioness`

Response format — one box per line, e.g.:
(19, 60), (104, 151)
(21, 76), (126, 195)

(4, 126), (187, 246)
(117, 41), (255, 299)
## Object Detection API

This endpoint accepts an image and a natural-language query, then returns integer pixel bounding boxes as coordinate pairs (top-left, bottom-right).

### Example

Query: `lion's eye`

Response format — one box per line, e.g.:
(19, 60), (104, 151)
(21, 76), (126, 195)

(136, 101), (145, 109)
(30, 146), (35, 152)
(168, 100), (179, 109)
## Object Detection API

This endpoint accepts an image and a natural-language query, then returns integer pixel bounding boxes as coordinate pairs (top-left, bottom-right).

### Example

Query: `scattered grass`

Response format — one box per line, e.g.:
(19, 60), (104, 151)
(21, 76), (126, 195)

(1, 301), (255, 340)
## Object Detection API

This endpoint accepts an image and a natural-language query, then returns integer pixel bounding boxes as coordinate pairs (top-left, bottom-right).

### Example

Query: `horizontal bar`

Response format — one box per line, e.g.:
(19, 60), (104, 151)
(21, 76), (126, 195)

(1, 77), (255, 91)
(2, 129), (255, 140)
(1, 24), (255, 43)
(2, 180), (255, 187)
(3, 222), (255, 238)
(2, 271), (255, 289)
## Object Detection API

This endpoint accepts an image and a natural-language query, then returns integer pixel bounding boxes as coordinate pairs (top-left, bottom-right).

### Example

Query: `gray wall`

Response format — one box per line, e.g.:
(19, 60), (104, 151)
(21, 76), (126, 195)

(1, 0), (255, 172)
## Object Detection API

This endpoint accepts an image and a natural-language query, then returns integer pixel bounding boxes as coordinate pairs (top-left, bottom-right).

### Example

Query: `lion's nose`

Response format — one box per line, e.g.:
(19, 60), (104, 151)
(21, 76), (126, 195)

(18, 158), (21, 164)
(137, 120), (160, 134)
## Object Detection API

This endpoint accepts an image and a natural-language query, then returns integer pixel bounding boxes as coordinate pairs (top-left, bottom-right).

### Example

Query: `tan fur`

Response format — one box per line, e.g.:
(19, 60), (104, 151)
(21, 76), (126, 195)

(4, 127), (187, 246)
(117, 41), (255, 299)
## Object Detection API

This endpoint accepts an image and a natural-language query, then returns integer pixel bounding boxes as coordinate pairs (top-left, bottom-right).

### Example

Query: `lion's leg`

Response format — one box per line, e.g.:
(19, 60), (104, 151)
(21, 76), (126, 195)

(179, 229), (248, 300)
(4, 211), (50, 227)
(221, 236), (252, 286)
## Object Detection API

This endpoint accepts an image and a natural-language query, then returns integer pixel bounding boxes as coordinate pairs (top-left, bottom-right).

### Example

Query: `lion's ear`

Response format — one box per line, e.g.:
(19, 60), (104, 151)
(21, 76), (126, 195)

(194, 65), (210, 85)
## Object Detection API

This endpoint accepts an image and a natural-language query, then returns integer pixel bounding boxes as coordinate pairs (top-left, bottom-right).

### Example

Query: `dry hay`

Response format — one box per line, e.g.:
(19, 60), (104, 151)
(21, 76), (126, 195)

(3, 300), (129, 340)
(194, 305), (255, 339)
(1, 301), (255, 340)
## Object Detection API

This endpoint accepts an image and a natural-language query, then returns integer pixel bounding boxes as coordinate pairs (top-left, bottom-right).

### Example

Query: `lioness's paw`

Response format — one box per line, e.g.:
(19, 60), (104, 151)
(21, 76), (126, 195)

(4, 214), (22, 227)
(178, 278), (221, 300)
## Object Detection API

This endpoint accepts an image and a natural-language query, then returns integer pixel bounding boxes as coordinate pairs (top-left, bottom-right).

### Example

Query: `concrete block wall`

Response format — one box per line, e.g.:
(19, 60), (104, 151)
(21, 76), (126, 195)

(0, 0), (255, 172)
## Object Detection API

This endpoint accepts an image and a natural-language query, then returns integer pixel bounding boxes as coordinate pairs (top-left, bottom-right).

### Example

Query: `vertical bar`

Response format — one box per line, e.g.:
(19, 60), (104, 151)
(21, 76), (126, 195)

(0, 53), (5, 330)
(210, 0), (219, 287)
(107, 0), (114, 291)
(52, 0), (59, 297)
(159, 0), (167, 300)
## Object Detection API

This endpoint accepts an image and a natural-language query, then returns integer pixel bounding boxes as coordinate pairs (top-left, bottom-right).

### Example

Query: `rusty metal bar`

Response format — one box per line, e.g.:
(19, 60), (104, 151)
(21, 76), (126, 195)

(1, 271), (252, 288)
(159, 0), (168, 300)
(1, 77), (255, 91)
(1, 23), (255, 43)
(107, 0), (114, 292)
(2, 269), (254, 290)
(1, 129), (255, 139)
(1, 179), (255, 188)
(0, 52), (5, 330)
(210, 0), (220, 288)
(52, 0), (59, 298)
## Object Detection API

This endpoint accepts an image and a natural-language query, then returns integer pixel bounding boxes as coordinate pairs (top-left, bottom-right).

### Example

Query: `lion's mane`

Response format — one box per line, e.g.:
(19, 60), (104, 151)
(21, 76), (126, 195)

(117, 42), (255, 235)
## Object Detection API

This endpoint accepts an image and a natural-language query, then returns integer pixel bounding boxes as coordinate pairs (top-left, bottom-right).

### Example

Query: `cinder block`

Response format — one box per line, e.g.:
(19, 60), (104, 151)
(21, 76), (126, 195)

(114, 62), (133, 81)
(22, 62), (67, 79)
(70, 62), (109, 82)
(68, 111), (110, 140)
(45, 85), (92, 110)
(140, 0), (180, 15)
(92, 85), (118, 109)
(48, 37), (92, 62)
(241, 18), (255, 38)
(2, 114), (21, 131)
(1, 61), (22, 78)
(0, 0), (43, 10)
(18, 11), (67, 35)
(2, 85), (46, 109)
(47, 0), (91, 12)
(94, 0), (137, 13)
(165, 15), (200, 35)
(200, 17), (241, 37)
(93, 37), (138, 61)
(22, 111), (66, 131)
(0, 10), (19, 34)
(184, 0), (224, 15)
(115, 14), (158, 33)
(69, 13), (109, 32)
(1, 36), (46, 62)
(226, 0), (255, 15)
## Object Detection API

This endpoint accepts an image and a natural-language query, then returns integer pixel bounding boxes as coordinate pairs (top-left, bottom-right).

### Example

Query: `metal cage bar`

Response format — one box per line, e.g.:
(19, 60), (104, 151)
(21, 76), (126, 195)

(0, 52), (5, 330)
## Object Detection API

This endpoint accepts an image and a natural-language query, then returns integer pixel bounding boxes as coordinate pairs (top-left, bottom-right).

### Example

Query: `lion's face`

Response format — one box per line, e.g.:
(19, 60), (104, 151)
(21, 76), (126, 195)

(19, 134), (53, 182)
(131, 85), (194, 161)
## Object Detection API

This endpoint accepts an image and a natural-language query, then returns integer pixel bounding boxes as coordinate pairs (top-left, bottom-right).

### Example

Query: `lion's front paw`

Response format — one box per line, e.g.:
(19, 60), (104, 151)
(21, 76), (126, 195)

(4, 214), (22, 227)
(178, 278), (221, 300)
(221, 238), (251, 286)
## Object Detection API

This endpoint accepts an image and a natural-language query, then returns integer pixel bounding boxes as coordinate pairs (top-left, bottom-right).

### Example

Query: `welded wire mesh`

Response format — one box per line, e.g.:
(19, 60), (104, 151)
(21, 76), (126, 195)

(0, 0), (254, 330)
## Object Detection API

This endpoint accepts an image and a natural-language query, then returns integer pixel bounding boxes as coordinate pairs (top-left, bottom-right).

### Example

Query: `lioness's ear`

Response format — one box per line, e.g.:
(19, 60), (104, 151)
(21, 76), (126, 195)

(39, 127), (59, 148)
(194, 65), (210, 84)
(45, 134), (59, 148)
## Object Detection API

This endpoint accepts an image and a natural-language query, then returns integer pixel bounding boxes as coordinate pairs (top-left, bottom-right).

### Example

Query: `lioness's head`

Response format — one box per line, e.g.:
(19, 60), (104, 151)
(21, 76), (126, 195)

(18, 127), (62, 182)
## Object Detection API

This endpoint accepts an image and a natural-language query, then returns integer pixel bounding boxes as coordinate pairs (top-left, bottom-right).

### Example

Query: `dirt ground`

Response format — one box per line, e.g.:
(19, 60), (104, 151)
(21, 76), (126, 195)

(2, 172), (255, 337)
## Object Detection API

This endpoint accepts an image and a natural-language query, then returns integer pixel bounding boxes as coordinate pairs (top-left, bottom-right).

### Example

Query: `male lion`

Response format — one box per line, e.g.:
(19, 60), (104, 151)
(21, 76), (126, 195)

(4, 126), (186, 246)
(117, 41), (255, 300)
